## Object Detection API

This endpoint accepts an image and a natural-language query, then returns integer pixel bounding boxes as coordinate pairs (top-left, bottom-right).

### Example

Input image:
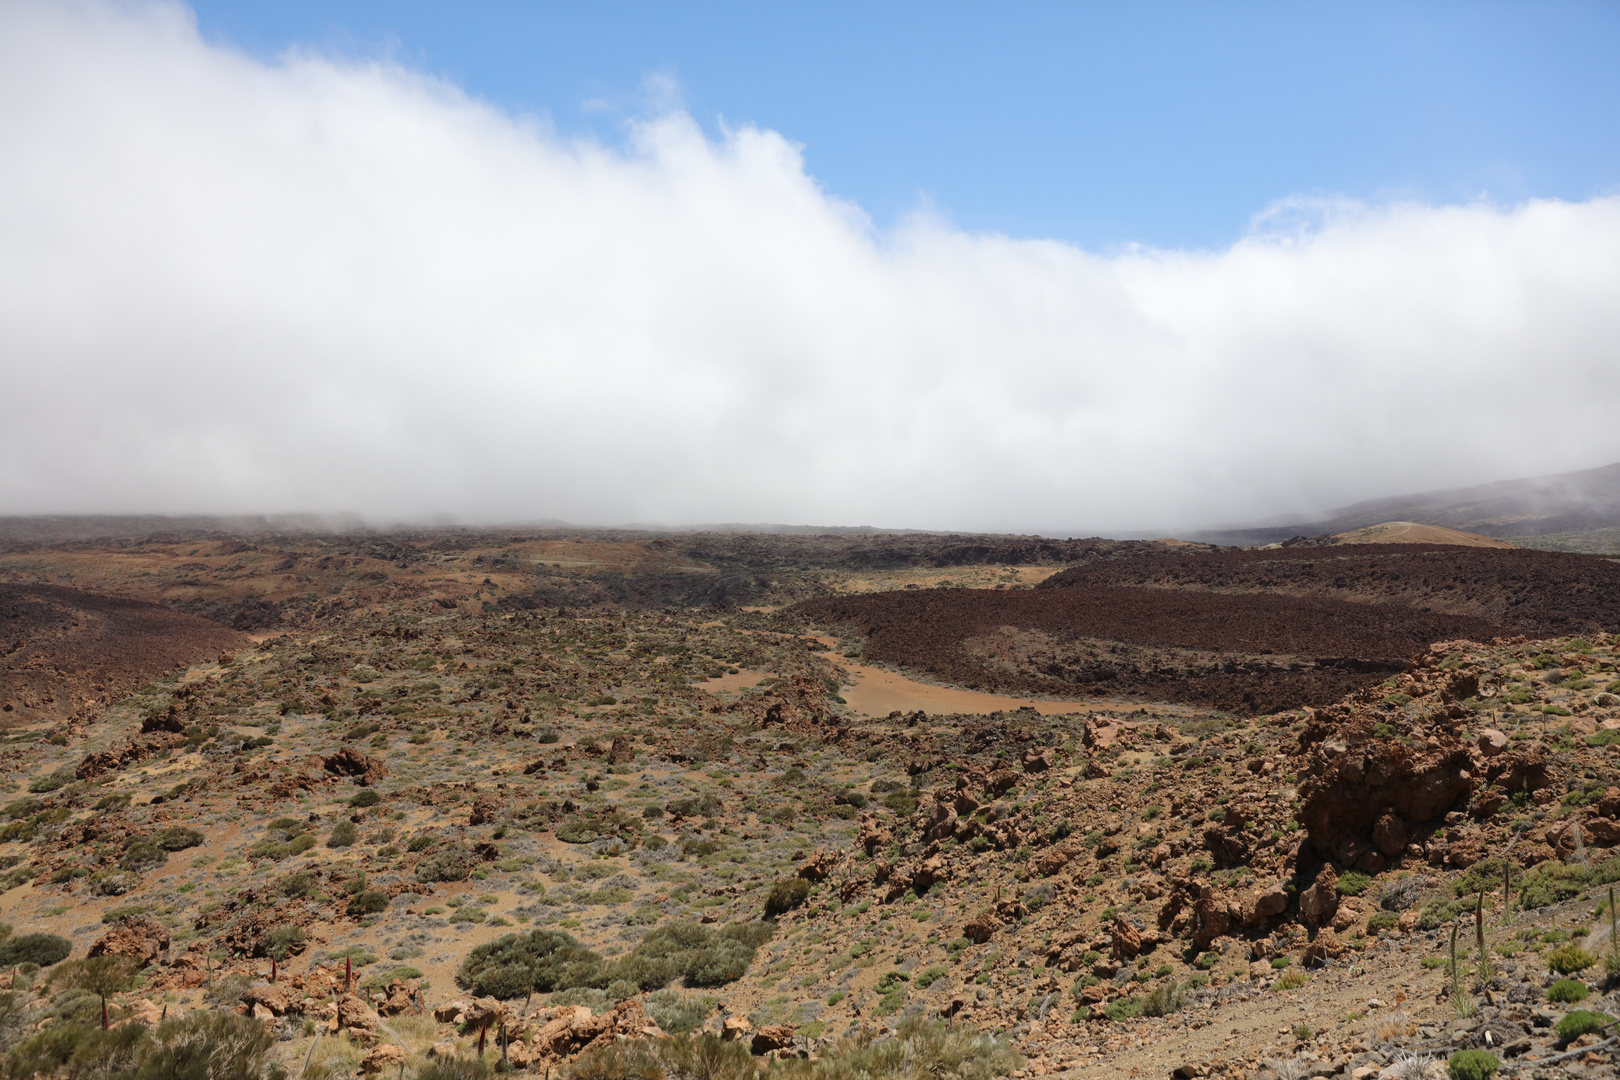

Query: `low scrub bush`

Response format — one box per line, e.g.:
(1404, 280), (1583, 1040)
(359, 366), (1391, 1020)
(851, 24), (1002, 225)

(764, 878), (810, 917)
(641, 989), (718, 1035)
(327, 821), (358, 848)
(1519, 863), (1591, 910)
(416, 845), (472, 883)
(1544, 944), (1596, 975)
(0, 933), (71, 968)
(346, 891), (389, 916)
(27, 769), (75, 794)
(456, 921), (773, 1000)
(1446, 1049), (1499, 1080)
(1554, 1009), (1614, 1043)
(118, 839), (168, 872)
(247, 834), (316, 861)
(261, 925), (306, 960)
(1336, 871), (1372, 897)
(152, 826), (205, 851)
(1546, 979), (1588, 1003)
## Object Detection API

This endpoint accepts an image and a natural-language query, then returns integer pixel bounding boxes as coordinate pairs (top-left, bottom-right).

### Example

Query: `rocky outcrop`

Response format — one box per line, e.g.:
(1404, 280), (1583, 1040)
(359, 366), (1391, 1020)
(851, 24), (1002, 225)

(1298, 732), (1475, 863)
(751, 1025), (796, 1055)
(89, 914), (170, 968)
(468, 792), (502, 826)
(323, 748), (389, 786)
(796, 847), (838, 882)
(1298, 864), (1339, 927)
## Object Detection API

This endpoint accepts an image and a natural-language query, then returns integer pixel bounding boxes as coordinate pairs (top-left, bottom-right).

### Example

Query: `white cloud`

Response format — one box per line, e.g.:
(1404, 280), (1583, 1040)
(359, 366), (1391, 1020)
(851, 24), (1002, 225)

(2, 1), (1618, 532)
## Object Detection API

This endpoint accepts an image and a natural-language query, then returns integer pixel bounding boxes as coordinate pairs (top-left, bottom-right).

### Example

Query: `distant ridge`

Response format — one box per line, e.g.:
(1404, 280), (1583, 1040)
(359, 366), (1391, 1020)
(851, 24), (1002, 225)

(1274, 521), (1516, 549)
(1188, 461), (1620, 551)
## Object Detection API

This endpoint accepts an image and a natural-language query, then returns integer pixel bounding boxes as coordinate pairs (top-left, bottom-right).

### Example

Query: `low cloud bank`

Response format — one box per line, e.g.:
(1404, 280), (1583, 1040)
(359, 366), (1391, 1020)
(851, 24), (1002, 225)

(2, 2), (1618, 533)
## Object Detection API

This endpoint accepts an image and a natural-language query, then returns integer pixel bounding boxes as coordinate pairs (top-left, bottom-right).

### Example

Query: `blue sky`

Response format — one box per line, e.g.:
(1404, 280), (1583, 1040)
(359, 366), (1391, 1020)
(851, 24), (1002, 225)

(187, 1), (1620, 251)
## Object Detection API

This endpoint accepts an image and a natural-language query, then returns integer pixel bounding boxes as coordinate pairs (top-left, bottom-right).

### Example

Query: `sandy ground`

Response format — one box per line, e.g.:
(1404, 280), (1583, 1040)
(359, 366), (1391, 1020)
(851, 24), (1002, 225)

(1331, 521), (1516, 548)
(838, 658), (1124, 717)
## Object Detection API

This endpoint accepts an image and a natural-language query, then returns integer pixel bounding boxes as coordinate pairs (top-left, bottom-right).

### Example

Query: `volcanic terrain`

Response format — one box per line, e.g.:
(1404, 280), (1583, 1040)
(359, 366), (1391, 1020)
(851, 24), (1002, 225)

(0, 526), (1616, 1080)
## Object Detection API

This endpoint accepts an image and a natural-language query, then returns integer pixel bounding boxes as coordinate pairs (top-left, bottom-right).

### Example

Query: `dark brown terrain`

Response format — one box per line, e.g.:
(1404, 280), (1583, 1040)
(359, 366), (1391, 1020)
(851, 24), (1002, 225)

(1, 583), (245, 726)
(1039, 544), (1620, 633)
(799, 544), (1620, 714)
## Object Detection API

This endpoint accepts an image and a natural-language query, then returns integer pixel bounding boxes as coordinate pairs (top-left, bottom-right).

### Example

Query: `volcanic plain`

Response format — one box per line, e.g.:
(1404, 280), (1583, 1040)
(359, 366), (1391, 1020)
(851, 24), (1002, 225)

(0, 527), (1618, 1080)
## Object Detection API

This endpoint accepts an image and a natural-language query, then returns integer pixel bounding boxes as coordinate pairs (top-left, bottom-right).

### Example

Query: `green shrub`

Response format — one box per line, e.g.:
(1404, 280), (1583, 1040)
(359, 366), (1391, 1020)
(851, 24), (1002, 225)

(556, 822), (602, 844)
(1554, 1009), (1614, 1043)
(666, 794), (723, 819)
(914, 965), (948, 989)
(1103, 996), (1142, 1021)
(0, 934), (71, 968)
(1418, 896), (1472, 930)
(1547, 979), (1589, 1003)
(456, 930), (604, 998)
(1366, 911), (1398, 933)
(1139, 982), (1184, 1018)
(153, 826), (205, 851)
(141, 1010), (276, 1080)
(1544, 943), (1596, 975)
(349, 790), (382, 808)
(261, 925), (306, 960)
(327, 820), (358, 848)
(416, 845), (472, 883)
(614, 921), (772, 989)
(27, 769), (75, 794)
(640, 990), (718, 1035)
(1, 797), (41, 821)
(882, 792), (919, 816)
(763, 878), (810, 918)
(346, 891), (389, 916)
(119, 839), (168, 872)
(1446, 1048), (1500, 1080)
(1336, 871), (1372, 897)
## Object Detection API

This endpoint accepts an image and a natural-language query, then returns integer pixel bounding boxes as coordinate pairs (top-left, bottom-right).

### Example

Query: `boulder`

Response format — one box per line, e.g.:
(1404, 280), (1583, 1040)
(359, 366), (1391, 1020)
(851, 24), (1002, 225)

(1239, 885), (1288, 927)
(1299, 737), (1475, 860)
(359, 1045), (408, 1074)
(323, 748), (389, 786)
(336, 993), (379, 1034)
(377, 978), (420, 1017)
(89, 914), (170, 968)
(796, 847), (838, 882)
(467, 793), (502, 827)
(962, 915), (998, 944)
(607, 736), (636, 765)
(922, 800), (958, 843)
(461, 997), (507, 1030)
(751, 1025), (795, 1055)
(913, 854), (951, 893)
(240, 985), (292, 1017)
(1371, 813), (1408, 857)
(433, 1000), (469, 1025)
(1298, 865), (1339, 927)
(1110, 917), (1142, 961)
(1476, 729), (1509, 757)
(1021, 748), (1055, 773)
(1191, 889), (1235, 951)
(721, 1016), (753, 1042)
